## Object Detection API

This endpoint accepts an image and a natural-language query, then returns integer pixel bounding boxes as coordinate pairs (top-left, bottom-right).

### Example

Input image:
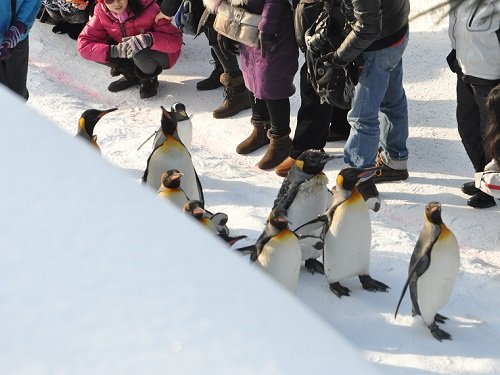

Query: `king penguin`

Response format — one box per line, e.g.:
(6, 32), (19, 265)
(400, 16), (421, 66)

(273, 150), (335, 274)
(143, 106), (204, 205)
(244, 207), (302, 293)
(395, 202), (460, 341)
(152, 102), (192, 152)
(157, 169), (190, 209)
(75, 108), (117, 152)
(182, 200), (246, 245)
(298, 167), (390, 298)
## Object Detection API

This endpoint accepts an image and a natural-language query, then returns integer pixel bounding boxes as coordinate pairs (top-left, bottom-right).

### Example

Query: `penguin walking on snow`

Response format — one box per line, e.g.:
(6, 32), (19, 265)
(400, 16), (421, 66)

(152, 102), (192, 152)
(182, 200), (246, 245)
(297, 167), (389, 298)
(395, 202), (460, 341)
(143, 106), (203, 205)
(157, 169), (190, 209)
(75, 108), (117, 152)
(239, 208), (302, 293)
(273, 150), (335, 274)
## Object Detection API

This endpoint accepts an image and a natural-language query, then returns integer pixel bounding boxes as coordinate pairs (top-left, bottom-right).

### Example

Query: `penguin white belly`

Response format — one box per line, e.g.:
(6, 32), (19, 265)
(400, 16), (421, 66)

(417, 229), (460, 326)
(158, 190), (189, 210)
(177, 118), (193, 152)
(257, 231), (301, 293)
(147, 142), (200, 201)
(324, 193), (371, 283)
(287, 177), (330, 261)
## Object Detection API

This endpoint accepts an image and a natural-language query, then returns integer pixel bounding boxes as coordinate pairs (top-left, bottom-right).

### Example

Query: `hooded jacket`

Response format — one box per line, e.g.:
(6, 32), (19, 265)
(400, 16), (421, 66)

(449, 0), (500, 81)
(78, 0), (182, 66)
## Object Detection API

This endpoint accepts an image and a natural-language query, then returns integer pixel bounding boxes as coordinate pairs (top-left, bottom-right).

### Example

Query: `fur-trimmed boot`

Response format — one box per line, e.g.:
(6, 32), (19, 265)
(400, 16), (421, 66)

(108, 60), (140, 92)
(213, 73), (251, 119)
(236, 118), (271, 154)
(257, 132), (292, 170)
(135, 66), (162, 99)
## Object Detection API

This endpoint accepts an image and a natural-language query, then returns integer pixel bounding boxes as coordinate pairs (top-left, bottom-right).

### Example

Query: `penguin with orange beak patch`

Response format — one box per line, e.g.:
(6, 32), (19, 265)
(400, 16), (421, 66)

(395, 202), (460, 341)
(75, 108), (117, 151)
(244, 207), (302, 293)
(157, 169), (190, 209)
(296, 166), (389, 298)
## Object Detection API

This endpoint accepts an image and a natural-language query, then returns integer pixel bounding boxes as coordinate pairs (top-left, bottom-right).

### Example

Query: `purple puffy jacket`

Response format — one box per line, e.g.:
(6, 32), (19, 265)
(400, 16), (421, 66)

(78, 0), (182, 67)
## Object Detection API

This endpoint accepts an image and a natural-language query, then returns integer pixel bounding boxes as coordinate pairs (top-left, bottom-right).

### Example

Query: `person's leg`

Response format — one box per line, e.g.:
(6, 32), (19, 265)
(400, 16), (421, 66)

(257, 98), (292, 170)
(133, 49), (169, 99)
(236, 92), (270, 154)
(207, 21), (250, 118)
(0, 37), (29, 100)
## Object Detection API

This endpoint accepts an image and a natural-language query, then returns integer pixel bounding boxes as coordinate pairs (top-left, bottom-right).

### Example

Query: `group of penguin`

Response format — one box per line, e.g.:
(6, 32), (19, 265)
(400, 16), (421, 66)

(75, 103), (460, 342)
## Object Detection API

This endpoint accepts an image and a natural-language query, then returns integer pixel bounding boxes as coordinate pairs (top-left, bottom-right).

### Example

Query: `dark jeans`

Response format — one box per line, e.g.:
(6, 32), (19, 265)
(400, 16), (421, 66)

(104, 49), (169, 76)
(456, 75), (500, 172)
(290, 61), (350, 159)
(0, 37), (29, 101)
(249, 91), (291, 137)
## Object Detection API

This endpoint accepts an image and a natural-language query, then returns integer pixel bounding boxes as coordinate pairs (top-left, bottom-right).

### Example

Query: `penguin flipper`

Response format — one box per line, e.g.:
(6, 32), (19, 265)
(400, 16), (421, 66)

(220, 234), (247, 246)
(294, 215), (329, 236)
(234, 243), (256, 256)
(194, 171), (205, 206)
(394, 253), (430, 318)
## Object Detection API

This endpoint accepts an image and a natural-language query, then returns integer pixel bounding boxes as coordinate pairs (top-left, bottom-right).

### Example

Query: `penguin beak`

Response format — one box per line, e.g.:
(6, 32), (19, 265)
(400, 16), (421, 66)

(322, 153), (337, 163)
(276, 215), (291, 225)
(172, 171), (184, 180)
(357, 166), (382, 179)
(192, 207), (205, 216)
(97, 108), (118, 119)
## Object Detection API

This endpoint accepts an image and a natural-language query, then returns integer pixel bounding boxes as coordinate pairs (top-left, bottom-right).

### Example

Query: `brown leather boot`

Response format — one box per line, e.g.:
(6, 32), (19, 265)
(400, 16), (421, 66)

(257, 132), (292, 170)
(236, 119), (270, 155)
(275, 156), (296, 177)
(213, 73), (251, 119)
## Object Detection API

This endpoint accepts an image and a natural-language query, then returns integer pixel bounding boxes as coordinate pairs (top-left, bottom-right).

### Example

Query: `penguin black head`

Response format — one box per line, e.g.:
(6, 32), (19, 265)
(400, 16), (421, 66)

(160, 106), (178, 136)
(171, 102), (189, 121)
(269, 207), (291, 231)
(337, 166), (382, 191)
(161, 169), (184, 189)
(78, 108), (118, 138)
(296, 150), (335, 175)
(425, 201), (443, 225)
(183, 200), (205, 221)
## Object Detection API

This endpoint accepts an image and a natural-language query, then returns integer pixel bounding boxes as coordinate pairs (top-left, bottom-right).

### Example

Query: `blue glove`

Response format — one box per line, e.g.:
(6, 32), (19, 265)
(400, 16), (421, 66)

(109, 42), (129, 59)
(2, 20), (27, 49)
(122, 34), (153, 58)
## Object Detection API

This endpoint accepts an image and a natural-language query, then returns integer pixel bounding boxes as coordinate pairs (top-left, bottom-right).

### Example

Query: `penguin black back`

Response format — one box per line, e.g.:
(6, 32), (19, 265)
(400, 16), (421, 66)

(274, 150), (333, 210)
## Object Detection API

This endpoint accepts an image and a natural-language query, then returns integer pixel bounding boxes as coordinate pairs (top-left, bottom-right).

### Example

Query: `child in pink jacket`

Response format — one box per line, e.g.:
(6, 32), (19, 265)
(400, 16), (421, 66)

(78, 0), (182, 98)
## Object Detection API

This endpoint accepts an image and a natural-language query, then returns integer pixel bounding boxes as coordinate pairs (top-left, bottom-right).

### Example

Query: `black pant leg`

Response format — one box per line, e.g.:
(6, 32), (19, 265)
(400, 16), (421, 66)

(290, 61), (333, 159)
(266, 98), (291, 137)
(456, 76), (497, 172)
(0, 37), (29, 101)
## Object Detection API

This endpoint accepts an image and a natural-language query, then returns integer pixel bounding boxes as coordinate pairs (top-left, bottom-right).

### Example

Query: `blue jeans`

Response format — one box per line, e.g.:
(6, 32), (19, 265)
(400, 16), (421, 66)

(344, 33), (409, 169)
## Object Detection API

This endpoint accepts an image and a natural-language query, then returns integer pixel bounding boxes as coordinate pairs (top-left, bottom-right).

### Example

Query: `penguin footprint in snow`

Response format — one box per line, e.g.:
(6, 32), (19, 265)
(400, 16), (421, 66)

(182, 200), (246, 245)
(75, 108), (117, 152)
(395, 202), (459, 341)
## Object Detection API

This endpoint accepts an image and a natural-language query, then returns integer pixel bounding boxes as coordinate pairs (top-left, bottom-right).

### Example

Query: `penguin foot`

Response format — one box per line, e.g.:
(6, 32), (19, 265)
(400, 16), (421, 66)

(329, 282), (351, 298)
(304, 259), (325, 275)
(434, 313), (449, 324)
(429, 323), (452, 341)
(359, 275), (390, 292)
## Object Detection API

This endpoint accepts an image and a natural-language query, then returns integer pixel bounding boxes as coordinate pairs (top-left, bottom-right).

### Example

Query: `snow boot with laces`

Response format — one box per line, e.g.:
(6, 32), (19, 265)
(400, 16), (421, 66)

(213, 73), (251, 119)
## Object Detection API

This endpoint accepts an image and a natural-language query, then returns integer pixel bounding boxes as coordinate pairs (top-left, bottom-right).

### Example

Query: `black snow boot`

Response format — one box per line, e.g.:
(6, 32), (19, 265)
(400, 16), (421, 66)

(196, 49), (224, 91)
(136, 66), (162, 99)
(108, 60), (140, 92)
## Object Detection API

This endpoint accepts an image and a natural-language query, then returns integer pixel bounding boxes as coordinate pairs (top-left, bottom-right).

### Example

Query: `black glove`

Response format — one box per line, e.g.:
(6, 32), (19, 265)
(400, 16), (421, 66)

(259, 32), (278, 58)
(217, 33), (239, 58)
(446, 49), (457, 73)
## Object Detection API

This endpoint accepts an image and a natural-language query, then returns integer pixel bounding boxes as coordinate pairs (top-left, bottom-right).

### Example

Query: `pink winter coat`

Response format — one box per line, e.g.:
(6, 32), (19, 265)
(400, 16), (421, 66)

(78, 0), (182, 67)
